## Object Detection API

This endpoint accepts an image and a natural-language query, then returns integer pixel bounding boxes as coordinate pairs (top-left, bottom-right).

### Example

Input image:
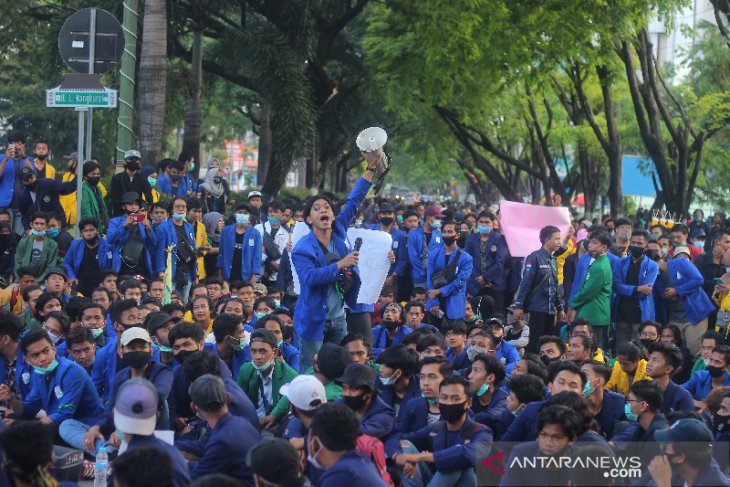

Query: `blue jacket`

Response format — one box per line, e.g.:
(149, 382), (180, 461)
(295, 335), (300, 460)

(495, 341), (520, 376)
(662, 380), (695, 414)
(292, 177), (371, 341)
(62, 239), (112, 280)
(465, 231), (509, 294)
(667, 257), (716, 324)
(21, 357), (103, 424)
(595, 390), (627, 438)
(446, 348), (470, 370)
(216, 224), (262, 281)
(127, 435), (191, 487)
(472, 387), (508, 430)
(157, 176), (192, 198)
(376, 375), (421, 424)
(407, 226), (443, 285)
(372, 324), (412, 358)
(0, 342), (33, 399)
(613, 255), (659, 321)
(19, 177), (77, 228)
(0, 156), (34, 208)
(397, 396), (434, 434)
(569, 252), (620, 307)
(403, 417), (493, 472)
(106, 216), (158, 275)
(426, 246), (473, 319)
(515, 248), (561, 314)
(500, 398), (548, 442)
(210, 345), (250, 381)
(155, 220), (197, 276)
(280, 341), (300, 372)
(682, 370), (730, 401)
(494, 408), (516, 440)
(181, 412), (260, 484)
(368, 224), (408, 277)
(317, 450), (388, 487)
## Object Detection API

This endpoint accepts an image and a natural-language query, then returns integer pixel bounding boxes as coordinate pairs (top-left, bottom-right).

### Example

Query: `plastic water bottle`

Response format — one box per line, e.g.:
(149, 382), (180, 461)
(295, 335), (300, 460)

(94, 446), (108, 487)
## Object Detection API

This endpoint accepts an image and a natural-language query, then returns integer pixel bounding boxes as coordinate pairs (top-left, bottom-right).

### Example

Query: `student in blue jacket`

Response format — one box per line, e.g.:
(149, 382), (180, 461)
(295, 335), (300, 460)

(682, 344), (730, 404)
(397, 375), (493, 487)
(580, 360), (626, 438)
(371, 302), (412, 358)
(487, 317), (520, 376)
(407, 205), (444, 289)
(106, 191), (157, 279)
(292, 154), (379, 371)
(398, 356), (452, 434)
(155, 197), (197, 298)
(209, 314), (250, 381)
(645, 342), (695, 414)
(376, 344), (421, 423)
(0, 329), (104, 427)
(444, 320), (470, 371)
(0, 310), (33, 400)
(217, 202), (262, 284)
(426, 221), (473, 321)
(465, 211), (510, 311)
(62, 218), (111, 297)
(665, 248), (716, 356)
(368, 202), (408, 287)
(468, 353), (508, 431)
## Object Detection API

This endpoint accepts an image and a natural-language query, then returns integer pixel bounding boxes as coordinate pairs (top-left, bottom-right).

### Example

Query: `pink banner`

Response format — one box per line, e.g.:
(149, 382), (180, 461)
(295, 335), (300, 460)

(499, 201), (571, 257)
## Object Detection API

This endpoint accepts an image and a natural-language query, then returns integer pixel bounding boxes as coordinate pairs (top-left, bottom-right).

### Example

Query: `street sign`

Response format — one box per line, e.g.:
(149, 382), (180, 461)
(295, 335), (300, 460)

(58, 8), (124, 74)
(46, 87), (117, 108)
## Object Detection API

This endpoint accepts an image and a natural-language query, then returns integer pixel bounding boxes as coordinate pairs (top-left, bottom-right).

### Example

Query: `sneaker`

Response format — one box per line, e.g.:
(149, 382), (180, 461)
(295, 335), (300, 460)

(81, 460), (95, 480)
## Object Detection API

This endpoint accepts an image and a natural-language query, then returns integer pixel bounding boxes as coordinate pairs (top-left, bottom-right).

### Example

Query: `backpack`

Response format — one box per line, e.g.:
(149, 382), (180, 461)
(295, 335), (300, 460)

(356, 434), (394, 487)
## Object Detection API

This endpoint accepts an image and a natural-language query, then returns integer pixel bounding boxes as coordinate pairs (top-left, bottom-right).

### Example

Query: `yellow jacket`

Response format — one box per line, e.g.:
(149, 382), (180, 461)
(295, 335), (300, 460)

(556, 239), (575, 285)
(35, 162), (56, 179)
(60, 171), (108, 225)
(143, 188), (161, 204)
(191, 220), (208, 281)
(594, 347), (605, 363)
(713, 290), (730, 312)
(0, 285), (25, 316)
(605, 359), (649, 396)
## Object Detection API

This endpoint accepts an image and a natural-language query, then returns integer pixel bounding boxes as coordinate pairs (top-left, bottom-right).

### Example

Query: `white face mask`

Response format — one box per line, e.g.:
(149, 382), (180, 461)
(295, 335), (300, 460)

(307, 436), (325, 470)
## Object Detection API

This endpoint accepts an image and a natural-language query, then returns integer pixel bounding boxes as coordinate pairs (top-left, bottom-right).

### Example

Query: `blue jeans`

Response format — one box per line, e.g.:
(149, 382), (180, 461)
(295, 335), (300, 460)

(299, 315), (348, 371)
(400, 441), (476, 487)
(59, 419), (104, 457)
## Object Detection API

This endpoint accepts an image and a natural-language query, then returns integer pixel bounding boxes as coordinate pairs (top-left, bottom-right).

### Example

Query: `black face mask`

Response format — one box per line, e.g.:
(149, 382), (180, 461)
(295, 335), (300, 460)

(282, 326), (294, 340)
(25, 180), (39, 191)
(170, 174), (181, 182)
(457, 236), (466, 248)
(439, 401), (467, 423)
(213, 176), (223, 184)
(541, 355), (560, 368)
(708, 365), (726, 378)
(646, 249), (660, 261)
(175, 350), (195, 365)
(35, 153), (47, 161)
(87, 176), (101, 186)
(380, 217), (394, 227)
(343, 393), (368, 411)
(714, 414), (730, 433)
(0, 234), (10, 249)
(85, 236), (100, 246)
(492, 335), (503, 346)
(443, 236), (457, 247)
(383, 320), (399, 332)
(123, 351), (151, 370)
(640, 338), (656, 350)
(553, 246), (567, 258)
(125, 161), (140, 172)
(629, 246), (645, 259)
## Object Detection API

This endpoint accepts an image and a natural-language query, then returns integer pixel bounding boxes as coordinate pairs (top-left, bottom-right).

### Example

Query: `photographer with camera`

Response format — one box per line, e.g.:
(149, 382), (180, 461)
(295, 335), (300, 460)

(107, 192), (157, 280)
(0, 131), (37, 235)
(425, 220), (473, 322)
(292, 151), (381, 371)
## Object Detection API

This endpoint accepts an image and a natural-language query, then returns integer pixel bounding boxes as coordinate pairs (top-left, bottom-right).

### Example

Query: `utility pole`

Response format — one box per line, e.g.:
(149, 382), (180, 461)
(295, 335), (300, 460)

(116, 0), (139, 173)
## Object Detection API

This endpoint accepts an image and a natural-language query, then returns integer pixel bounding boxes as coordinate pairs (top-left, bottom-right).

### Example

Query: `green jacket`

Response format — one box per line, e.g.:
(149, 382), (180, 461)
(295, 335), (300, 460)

(80, 182), (108, 231)
(14, 236), (58, 278)
(691, 357), (708, 375)
(19, 309), (41, 331)
(237, 359), (298, 419)
(571, 253), (612, 326)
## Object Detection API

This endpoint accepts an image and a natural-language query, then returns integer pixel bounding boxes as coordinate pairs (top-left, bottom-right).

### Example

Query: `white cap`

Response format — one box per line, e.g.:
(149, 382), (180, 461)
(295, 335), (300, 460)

(124, 149), (141, 159)
(673, 246), (691, 258)
(248, 190), (262, 200)
(279, 375), (327, 411)
(120, 327), (151, 346)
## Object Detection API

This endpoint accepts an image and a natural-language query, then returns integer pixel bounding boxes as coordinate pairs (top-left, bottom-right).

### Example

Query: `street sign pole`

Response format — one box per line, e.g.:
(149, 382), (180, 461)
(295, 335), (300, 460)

(76, 108), (86, 234)
(78, 8), (97, 235)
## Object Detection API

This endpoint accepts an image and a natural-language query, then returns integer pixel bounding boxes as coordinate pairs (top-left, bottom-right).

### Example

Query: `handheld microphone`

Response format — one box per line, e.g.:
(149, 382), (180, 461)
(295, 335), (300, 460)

(354, 237), (363, 253)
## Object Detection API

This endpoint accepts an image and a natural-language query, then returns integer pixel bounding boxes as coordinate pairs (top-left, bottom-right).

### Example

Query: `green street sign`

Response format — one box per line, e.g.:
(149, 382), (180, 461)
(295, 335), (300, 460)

(46, 87), (117, 108)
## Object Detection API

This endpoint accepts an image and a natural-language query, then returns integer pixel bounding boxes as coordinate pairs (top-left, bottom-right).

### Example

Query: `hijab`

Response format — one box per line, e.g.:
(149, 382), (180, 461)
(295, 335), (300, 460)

(201, 167), (225, 199)
(203, 211), (224, 244)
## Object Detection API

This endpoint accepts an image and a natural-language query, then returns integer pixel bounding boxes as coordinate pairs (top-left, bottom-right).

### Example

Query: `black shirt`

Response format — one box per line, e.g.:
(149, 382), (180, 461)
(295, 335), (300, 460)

(77, 243), (102, 296)
(617, 257), (642, 324)
(174, 223), (193, 277)
(230, 232), (245, 282)
(120, 224), (145, 277)
(110, 172), (154, 217)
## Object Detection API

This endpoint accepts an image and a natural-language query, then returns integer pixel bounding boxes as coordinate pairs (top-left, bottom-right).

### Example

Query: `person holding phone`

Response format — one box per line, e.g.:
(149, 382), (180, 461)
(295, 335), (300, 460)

(0, 131), (36, 235)
(107, 192), (157, 280)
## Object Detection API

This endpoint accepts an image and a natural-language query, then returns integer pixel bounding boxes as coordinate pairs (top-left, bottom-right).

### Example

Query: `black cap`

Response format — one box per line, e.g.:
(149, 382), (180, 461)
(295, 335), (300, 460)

(121, 191), (141, 204)
(19, 167), (35, 180)
(234, 202), (252, 213)
(379, 203), (394, 213)
(336, 362), (376, 390)
(42, 266), (68, 281)
(145, 312), (174, 335)
(486, 316), (505, 328)
(250, 329), (278, 348)
(317, 343), (352, 381)
(246, 438), (301, 486)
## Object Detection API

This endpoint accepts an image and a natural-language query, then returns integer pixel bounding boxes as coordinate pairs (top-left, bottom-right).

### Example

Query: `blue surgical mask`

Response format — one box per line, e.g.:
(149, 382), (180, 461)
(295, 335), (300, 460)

(725, 267), (730, 274)
(90, 327), (105, 340)
(274, 299), (281, 308)
(46, 331), (61, 345)
(476, 383), (489, 397)
(477, 225), (492, 235)
(188, 163), (195, 172)
(694, 240), (705, 250)
(253, 358), (273, 372)
(624, 403), (638, 421)
(432, 219), (442, 229)
(421, 392), (438, 405)
(355, 220), (363, 228)
(583, 379), (595, 398)
(255, 312), (267, 319)
(236, 213), (250, 225)
(172, 212), (185, 221)
(268, 216), (281, 225)
(397, 215), (404, 223)
(33, 359), (59, 375)
(46, 228), (60, 238)
(379, 370), (400, 387)
(148, 177), (158, 188)
(277, 339), (284, 349)
(157, 344), (173, 353)
(31, 229), (46, 237)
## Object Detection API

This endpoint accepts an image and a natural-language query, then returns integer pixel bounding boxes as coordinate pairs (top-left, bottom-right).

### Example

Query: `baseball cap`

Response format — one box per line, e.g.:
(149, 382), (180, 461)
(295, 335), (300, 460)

(113, 378), (158, 436)
(121, 191), (141, 204)
(250, 329), (278, 349)
(124, 149), (141, 160)
(145, 312), (175, 336)
(246, 438), (301, 487)
(336, 362), (376, 390)
(673, 246), (691, 258)
(121, 327), (152, 347)
(234, 201), (252, 213)
(486, 317), (505, 328)
(654, 418), (713, 443)
(253, 283), (268, 295)
(424, 205), (445, 219)
(19, 167), (35, 179)
(690, 228), (706, 238)
(42, 266), (68, 282)
(280, 375), (326, 411)
(379, 203), (394, 213)
(248, 190), (262, 200)
(64, 152), (78, 161)
(189, 374), (228, 412)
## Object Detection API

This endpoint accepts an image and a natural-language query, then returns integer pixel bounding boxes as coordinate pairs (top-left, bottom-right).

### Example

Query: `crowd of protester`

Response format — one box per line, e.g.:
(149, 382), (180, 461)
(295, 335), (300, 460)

(0, 131), (728, 486)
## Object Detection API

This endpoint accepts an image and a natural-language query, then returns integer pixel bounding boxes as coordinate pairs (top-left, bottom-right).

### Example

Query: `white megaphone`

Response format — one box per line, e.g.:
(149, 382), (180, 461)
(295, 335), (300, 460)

(356, 127), (388, 152)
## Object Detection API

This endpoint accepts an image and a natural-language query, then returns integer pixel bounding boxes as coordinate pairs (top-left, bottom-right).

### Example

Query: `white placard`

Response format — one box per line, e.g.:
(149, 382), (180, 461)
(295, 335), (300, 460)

(290, 221), (311, 294)
(347, 228), (392, 304)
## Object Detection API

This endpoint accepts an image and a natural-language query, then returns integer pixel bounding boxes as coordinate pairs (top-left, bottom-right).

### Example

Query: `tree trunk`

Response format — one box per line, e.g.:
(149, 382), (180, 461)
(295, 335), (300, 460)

(182, 26), (202, 167)
(257, 102), (272, 187)
(137, 0), (167, 166)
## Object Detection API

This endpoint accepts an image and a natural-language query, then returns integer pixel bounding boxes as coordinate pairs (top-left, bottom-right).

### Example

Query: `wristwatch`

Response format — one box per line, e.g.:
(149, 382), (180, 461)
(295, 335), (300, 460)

(366, 166), (378, 173)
